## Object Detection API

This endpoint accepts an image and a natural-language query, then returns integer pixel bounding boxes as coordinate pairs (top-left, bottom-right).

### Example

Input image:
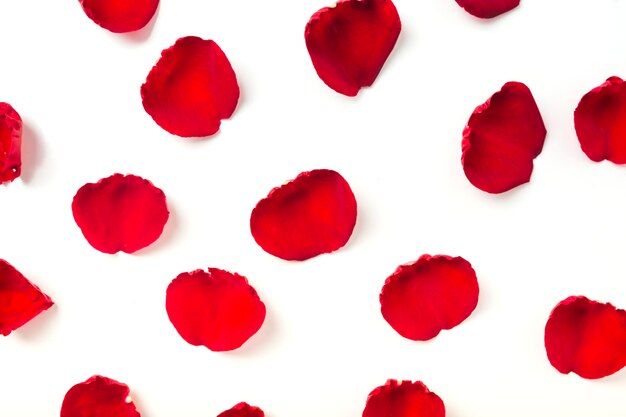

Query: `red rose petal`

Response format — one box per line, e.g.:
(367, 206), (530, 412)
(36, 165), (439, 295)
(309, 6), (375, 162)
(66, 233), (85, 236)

(250, 169), (357, 261)
(0, 260), (53, 336)
(0, 102), (22, 184)
(574, 76), (626, 164)
(78, 0), (158, 33)
(72, 173), (169, 254)
(304, 0), (401, 96)
(61, 375), (140, 417)
(380, 254), (479, 341)
(454, 0), (519, 18)
(166, 268), (266, 351)
(217, 402), (264, 417)
(141, 36), (240, 137)
(363, 380), (445, 417)
(461, 82), (547, 194)
(544, 296), (626, 379)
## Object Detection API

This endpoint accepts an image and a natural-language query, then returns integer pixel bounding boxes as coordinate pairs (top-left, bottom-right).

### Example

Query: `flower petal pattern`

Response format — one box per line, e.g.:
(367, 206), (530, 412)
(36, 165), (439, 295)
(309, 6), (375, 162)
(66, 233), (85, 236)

(250, 169), (357, 261)
(380, 254), (479, 341)
(461, 82), (547, 193)
(61, 375), (140, 417)
(454, 0), (520, 18)
(544, 296), (626, 379)
(305, 0), (401, 96)
(78, 0), (159, 33)
(0, 102), (22, 184)
(166, 268), (266, 351)
(141, 36), (240, 137)
(217, 402), (264, 417)
(72, 174), (169, 254)
(363, 380), (445, 417)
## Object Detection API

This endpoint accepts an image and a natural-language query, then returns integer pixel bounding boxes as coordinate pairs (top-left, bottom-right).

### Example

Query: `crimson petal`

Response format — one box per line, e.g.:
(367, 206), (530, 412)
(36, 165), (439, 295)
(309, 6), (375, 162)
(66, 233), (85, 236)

(363, 380), (445, 417)
(454, 0), (519, 18)
(0, 103), (22, 184)
(217, 402), (264, 417)
(461, 82), (547, 193)
(544, 296), (626, 379)
(141, 36), (240, 137)
(78, 0), (158, 33)
(166, 268), (266, 351)
(250, 169), (357, 261)
(61, 375), (140, 417)
(574, 76), (626, 164)
(305, 0), (401, 96)
(380, 254), (479, 341)
(0, 260), (53, 336)
(72, 174), (169, 254)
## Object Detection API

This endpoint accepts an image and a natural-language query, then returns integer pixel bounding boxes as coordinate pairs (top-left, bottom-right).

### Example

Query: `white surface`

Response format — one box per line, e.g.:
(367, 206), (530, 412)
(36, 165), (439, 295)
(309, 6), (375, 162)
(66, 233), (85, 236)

(1, 1), (626, 416)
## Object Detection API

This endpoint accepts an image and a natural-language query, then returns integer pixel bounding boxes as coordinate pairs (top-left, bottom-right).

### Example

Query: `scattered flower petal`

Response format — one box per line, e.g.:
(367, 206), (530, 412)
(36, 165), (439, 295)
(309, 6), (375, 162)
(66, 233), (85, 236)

(166, 268), (266, 351)
(250, 169), (357, 261)
(363, 380), (445, 417)
(0, 260), (53, 336)
(0, 102), (22, 184)
(574, 76), (626, 164)
(141, 36), (239, 137)
(305, 0), (401, 96)
(380, 254), (479, 341)
(72, 173), (169, 254)
(544, 296), (626, 379)
(61, 375), (140, 417)
(78, 0), (158, 33)
(462, 82), (547, 193)
(454, 0), (519, 18)
(217, 402), (264, 417)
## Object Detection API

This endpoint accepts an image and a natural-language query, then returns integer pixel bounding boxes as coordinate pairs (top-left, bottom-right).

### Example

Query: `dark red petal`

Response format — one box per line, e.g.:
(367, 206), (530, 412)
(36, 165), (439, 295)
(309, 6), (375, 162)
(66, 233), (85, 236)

(574, 76), (626, 164)
(0, 102), (22, 184)
(141, 36), (240, 137)
(461, 81), (547, 194)
(363, 380), (445, 417)
(61, 375), (140, 417)
(0, 260), (53, 336)
(72, 173), (169, 254)
(380, 254), (479, 341)
(250, 169), (357, 261)
(217, 402), (264, 417)
(454, 0), (519, 18)
(544, 296), (626, 379)
(305, 0), (401, 96)
(78, 0), (158, 33)
(166, 268), (266, 351)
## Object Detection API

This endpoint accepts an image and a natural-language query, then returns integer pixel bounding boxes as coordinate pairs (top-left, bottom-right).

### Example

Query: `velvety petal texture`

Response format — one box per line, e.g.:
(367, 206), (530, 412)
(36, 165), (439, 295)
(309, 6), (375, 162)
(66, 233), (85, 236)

(72, 174), (169, 254)
(78, 0), (159, 33)
(462, 82), (546, 193)
(305, 0), (401, 96)
(454, 0), (520, 18)
(380, 254), (479, 341)
(363, 380), (445, 417)
(574, 76), (626, 164)
(61, 375), (140, 417)
(166, 268), (266, 351)
(141, 36), (240, 137)
(0, 102), (22, 184)
(217, 402), (264, 417)
(250, 169), (357, 261)
(545, 296), (626, 379)
(0, 260), (53, 336)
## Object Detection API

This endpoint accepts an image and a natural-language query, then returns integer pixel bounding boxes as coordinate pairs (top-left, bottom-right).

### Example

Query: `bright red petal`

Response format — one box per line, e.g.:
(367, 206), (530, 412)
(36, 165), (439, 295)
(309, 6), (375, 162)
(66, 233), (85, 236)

(166, 268), (266, 351)
(574, 76), (626, 164)
(454, 0), (519, 18)
(0, 260), (53, 336)
(250, 169), (357, 261)
(305, 0), (401, 96)
(363, 380), (445, 417)
(380, 254), (479, 341)
(0, 103), (22, 184)
(61, 375), (140, 417)
(141, 36), (240, 137)
(78, 0), (158, 33)
(461, 82), (547, 193)
(217, 402), (264, 417)
(72, 174), (169, 254)
(544, 296), (626, 379)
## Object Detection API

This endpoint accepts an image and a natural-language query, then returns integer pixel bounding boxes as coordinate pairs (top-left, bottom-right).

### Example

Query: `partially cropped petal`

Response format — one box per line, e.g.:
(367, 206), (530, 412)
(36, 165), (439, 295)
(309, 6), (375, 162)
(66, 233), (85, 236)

(454, 0), (519, 18)
(78, 0), (158, 33)
(61, 375), (140, 417)
(363, 380), (445, 417)
(217, 402), (264, 417)
(0, 102), (22, 184)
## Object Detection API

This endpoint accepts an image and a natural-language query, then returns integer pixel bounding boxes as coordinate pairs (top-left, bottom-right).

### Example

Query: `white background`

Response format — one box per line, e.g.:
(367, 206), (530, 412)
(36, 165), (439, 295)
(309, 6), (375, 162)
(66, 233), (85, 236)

(1, 0), (626, 416)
